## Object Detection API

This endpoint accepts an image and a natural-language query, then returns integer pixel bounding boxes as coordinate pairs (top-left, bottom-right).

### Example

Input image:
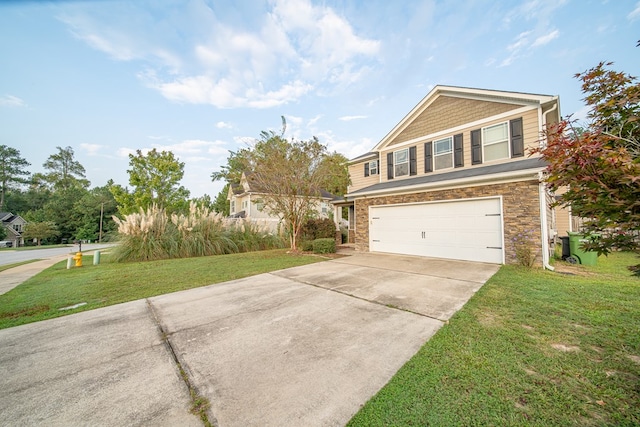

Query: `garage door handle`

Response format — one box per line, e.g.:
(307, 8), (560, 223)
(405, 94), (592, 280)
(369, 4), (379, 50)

(486, 246), (502, 249)
(372, 239), (380, 242)
(485, 213), (501, 216)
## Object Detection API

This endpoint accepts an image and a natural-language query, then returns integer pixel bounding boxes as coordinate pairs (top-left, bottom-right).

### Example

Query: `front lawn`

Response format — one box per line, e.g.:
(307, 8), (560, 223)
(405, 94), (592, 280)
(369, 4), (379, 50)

(0, 249), (324, 330)
(348, 252), (640, 426)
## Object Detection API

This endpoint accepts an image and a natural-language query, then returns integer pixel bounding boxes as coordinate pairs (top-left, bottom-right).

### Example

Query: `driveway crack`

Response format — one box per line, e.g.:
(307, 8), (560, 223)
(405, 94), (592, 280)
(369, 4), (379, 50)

(269, 272), (447, 323)
(145, 299), (217, 427)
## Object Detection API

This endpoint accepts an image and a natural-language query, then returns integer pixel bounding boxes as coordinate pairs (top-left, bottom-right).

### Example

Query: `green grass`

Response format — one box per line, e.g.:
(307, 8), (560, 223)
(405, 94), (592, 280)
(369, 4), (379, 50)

(348, 252), (640, 427)
(0, 259), (41, 273)
(0, 249), (324, 330)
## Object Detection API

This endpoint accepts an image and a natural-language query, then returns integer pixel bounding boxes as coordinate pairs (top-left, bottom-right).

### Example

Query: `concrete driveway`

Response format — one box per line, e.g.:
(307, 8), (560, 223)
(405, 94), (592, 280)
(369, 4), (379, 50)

(0, 252), (499, 427)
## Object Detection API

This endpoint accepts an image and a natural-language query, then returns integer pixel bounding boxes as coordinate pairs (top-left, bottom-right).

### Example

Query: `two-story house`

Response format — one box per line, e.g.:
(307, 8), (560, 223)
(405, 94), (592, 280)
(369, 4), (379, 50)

(0, 212), (27, 247)
(228, 172), (334, 231)
(334, 85), (568, 267)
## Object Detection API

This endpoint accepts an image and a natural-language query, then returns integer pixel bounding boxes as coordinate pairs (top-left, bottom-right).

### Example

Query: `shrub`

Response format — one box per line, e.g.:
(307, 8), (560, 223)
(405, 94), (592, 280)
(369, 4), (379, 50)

(300, 240), (314, 252)
(301, 218), (336, 242)
(312, 238), (335, 254)
(513, 230), (537, 267)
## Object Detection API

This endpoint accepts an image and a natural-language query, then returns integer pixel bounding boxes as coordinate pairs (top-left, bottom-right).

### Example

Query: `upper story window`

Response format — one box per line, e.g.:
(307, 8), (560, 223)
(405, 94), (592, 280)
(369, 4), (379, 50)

(471, 117), (523, 165)
(369, 160), (378, 175)
(434, 136), (453, 170)
(387, 146), (416, 179)
(364, 159), (378, 177)
(230, 200), (236, 214)
(13, 224), (22, 232)
(482, 122), (509, 162)
(394, 148), (409, 177)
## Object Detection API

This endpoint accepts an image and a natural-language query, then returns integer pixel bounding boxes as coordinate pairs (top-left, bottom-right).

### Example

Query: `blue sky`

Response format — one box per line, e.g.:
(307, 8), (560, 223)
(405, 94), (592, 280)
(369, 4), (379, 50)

(1, 0), (639, 198)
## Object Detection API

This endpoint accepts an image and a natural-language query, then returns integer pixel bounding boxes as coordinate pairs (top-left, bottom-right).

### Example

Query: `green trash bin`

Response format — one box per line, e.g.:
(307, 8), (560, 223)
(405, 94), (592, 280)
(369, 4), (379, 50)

(567, 232), (598, 265)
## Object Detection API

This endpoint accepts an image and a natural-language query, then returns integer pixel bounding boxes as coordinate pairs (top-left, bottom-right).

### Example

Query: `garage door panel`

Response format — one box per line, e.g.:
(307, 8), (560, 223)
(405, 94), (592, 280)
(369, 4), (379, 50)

(369, 198), (503, 264)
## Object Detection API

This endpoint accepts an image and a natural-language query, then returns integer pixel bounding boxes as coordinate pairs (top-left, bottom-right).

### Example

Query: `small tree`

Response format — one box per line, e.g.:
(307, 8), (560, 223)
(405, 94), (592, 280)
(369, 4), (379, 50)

(23, 221), (59, 246)
(111, 149), (190, 215)
(245, 130), (335, 251)
(534, 62), (640, 271)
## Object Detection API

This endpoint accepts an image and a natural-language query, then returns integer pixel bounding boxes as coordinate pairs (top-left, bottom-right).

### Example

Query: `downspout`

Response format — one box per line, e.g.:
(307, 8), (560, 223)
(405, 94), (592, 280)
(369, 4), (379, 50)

(538, 172), (554, 271)
(539, 102), (559, 271)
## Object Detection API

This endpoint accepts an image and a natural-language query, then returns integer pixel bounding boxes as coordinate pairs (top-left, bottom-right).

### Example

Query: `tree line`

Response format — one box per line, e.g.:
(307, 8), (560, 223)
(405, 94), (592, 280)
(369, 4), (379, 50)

(1, 126), (349, 248)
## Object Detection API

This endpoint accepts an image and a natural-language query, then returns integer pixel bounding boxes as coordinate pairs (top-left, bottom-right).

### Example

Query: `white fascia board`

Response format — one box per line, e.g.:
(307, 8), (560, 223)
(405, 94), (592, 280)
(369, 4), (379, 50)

(439, 86), (557, 105)
(345, 167), (544, 199)
(348, 152), (378, 165)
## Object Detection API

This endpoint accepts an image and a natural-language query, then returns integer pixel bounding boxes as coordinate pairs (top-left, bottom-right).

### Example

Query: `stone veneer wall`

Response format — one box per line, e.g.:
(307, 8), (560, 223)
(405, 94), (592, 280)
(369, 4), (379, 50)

(353, 180), (543, 265)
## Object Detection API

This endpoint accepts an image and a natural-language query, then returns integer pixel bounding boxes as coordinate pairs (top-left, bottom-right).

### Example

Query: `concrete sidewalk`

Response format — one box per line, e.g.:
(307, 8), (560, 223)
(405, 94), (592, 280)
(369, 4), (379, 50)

(0, 255), (70, 295)
(0, 253), (499, 426)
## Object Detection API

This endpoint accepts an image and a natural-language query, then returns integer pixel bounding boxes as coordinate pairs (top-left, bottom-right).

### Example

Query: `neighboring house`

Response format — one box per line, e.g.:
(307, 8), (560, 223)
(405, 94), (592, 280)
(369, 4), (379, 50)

(227, 172), (334, 231)
(333, 85), (569, 267)
(0, 212), (27, 247)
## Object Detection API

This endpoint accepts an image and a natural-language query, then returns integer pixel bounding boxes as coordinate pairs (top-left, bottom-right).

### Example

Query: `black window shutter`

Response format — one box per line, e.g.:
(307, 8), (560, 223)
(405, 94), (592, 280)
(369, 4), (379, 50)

(387, 152), (394, 179)
(409, 146), (417, 176)
(364, 162), (369, 177)
(510, 117), (524, 158)
(424, 142), (433, 173)
(471, 129), (482, 165)
(454, 133), (464, 168)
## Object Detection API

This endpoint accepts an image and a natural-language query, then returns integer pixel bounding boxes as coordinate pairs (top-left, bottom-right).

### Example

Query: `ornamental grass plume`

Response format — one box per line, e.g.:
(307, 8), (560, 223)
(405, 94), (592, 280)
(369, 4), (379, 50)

(111, 202), (285, 262)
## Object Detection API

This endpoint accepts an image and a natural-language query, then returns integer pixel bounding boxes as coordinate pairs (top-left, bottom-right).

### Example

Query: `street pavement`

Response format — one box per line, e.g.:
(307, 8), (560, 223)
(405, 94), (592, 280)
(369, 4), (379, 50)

(0, 244), (114, 295)
(0, 251), (499, 426)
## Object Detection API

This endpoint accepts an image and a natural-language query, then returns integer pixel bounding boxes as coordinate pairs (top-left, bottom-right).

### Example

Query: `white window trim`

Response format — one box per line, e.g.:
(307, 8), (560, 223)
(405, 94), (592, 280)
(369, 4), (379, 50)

(369, 160), (378, 175)
(433, 136), (453, 171)
(481, 121), (510, 162)
(394, 148), (409, 178)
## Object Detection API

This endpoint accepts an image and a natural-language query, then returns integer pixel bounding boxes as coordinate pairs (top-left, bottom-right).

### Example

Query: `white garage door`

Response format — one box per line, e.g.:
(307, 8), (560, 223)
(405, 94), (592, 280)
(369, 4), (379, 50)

(369, 198), (504, 264)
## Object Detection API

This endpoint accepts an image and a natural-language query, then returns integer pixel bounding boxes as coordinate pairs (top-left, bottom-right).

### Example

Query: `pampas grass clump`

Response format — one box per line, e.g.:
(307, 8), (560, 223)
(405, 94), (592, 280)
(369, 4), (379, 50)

(111, 203), (285, 262)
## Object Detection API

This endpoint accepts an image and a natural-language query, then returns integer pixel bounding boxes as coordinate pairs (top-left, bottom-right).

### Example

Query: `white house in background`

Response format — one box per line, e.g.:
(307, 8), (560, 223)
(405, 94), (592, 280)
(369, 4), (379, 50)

(227, 172), (334, 231)
(0, 212), (27, 247)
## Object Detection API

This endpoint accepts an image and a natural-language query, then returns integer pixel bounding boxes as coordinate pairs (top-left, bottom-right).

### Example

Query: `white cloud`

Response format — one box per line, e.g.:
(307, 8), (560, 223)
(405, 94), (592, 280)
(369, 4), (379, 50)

(314, 130), (373, 160)
(63, 0), (380, 109)
(118, 139), (229, 161)
(308, 115), (322, 127)
(499, 27), (559, 67)
(628, 2), (640, 21)
(216, 121), (233, 129)
(531, 29), (559, 47)
(80, 143), (104, 155)
(117, 147), (139, 158)
(339, 115), (367, 121)
(0, 95), (26, 107)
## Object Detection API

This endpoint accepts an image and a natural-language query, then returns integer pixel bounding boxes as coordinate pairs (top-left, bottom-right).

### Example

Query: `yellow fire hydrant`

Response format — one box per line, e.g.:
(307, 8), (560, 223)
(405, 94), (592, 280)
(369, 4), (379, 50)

(73, 252), (83, 267)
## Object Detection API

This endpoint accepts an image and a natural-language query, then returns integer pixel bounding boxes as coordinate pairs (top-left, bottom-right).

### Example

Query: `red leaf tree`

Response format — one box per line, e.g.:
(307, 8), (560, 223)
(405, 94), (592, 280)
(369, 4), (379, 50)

(534, 62), (640, 270)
